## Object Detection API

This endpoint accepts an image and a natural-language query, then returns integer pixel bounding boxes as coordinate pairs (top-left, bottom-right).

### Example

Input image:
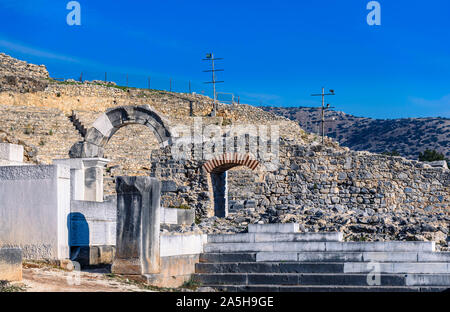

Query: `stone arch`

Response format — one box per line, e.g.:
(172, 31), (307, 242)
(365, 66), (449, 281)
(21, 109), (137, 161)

(203, 152), (260, 173)
(69, 105), (172, 158)
(203, 153), (260, 217)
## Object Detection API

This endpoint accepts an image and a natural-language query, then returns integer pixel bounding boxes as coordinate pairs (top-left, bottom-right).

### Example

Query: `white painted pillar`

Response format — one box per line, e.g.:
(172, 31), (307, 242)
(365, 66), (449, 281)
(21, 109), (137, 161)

(53, 158), (109, 202)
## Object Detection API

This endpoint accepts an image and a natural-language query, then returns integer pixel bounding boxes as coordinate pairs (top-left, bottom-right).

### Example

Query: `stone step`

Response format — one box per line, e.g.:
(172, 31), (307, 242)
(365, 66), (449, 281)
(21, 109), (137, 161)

(344, 262), (450, 274)
(200, 251), (450, 263)
(196, 262), (450, 274)
(209, 285), (449, 292)
(193, 273), (450, 286)
(200, 253), (257, 263)
(248, 223), (299, 233)
(406, 274), (450, 286)
(193, 273), (407, 286)
(207, 232), (343, 243)
(255, 251), (450, 262)
(196, 262), (344, 274)
(204, 241), (435, 253)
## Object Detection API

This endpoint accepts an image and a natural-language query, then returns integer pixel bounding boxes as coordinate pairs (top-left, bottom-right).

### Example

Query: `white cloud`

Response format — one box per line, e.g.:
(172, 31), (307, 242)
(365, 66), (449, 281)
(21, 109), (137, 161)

(0, 38), (81, 63)
(410, 94), (450, 107)
(409, 94), (450, 117)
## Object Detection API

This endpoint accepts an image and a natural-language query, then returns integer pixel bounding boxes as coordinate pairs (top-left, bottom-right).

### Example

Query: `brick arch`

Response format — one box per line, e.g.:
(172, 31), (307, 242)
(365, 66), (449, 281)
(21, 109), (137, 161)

(69, 105), (172, 158)
(203, 152), (260, 174)
(204, 153), (260, 218)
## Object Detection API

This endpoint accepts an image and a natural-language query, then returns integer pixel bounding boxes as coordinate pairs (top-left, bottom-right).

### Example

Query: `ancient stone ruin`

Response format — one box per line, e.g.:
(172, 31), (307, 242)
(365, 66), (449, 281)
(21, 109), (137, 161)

(0, 54), (449, 291)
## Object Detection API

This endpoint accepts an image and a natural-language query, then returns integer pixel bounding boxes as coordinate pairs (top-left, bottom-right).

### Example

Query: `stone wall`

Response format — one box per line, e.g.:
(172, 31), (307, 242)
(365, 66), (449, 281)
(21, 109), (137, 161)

(149, 139), (450, 246)
(0, 105), (82, 164)
(227, 167), (263, 212)
(0, 164), (71, 260)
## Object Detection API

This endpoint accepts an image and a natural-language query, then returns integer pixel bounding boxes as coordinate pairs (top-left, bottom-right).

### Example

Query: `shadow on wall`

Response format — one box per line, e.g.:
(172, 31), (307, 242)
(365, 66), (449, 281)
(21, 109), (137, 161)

(67, 212), (89, 260)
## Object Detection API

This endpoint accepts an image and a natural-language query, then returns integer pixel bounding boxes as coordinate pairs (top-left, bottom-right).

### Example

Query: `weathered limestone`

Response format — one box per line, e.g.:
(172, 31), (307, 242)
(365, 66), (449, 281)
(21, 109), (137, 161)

(69, 198), (193, 257)
(248, 223), (299, 233)
(112, 176), (161, 275)
(69, 105), (172, 158)
(343, 262), (450, 274)
(53, 158), (109, 202)
(145, 234), (207, 287)
(204, 241), (435, 253)
(69, 199), (116, 247)
(0, 143), (23, 162)
(0, 165), (71, 259)
(0, 164), (70, 260)
(0, 143), (25, 166)
(160, 207), (195, 225)
(208, 232), (343, 243)
(160, 234), (207, 257)
(0, 248), (22, 281)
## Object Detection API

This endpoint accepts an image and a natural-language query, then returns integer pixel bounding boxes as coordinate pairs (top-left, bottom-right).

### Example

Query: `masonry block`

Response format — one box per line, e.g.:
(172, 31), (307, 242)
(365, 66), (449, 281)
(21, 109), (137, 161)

(0, 143), (23, 162)
(0, 165), (70, 260)
(248, 223), (299, 233)
(112, 176), (161, 275)
(54, 158), (109, 202)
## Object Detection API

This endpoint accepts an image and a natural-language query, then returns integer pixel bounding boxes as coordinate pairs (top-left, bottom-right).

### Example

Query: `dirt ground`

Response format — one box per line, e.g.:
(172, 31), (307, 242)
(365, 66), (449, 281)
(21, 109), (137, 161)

(5, 262), (178, 292)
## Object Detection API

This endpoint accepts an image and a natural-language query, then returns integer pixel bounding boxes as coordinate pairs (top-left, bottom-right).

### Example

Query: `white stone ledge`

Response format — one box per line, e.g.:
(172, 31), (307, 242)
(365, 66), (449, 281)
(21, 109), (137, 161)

(248, 223), (299, 233)
(160, 234), (206, 257)
(204, 241), (436, 253)
(208, 232), (343, 243)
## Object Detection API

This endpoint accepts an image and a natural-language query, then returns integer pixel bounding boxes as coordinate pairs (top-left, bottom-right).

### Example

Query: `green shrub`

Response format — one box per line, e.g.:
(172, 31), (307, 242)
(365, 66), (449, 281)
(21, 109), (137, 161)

(418, 149), (445, 162)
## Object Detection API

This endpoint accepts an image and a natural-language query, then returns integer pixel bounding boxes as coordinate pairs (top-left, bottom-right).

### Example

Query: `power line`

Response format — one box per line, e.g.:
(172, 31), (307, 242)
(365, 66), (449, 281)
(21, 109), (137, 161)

(311, 87), (336, 144)
(203, 53), (224, 116)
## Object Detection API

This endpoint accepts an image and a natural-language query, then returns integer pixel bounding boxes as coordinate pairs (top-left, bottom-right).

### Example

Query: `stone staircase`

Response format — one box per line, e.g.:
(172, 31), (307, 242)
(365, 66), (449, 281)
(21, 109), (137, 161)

(68, 110), (87, 138)
(193, 224), (450, 292)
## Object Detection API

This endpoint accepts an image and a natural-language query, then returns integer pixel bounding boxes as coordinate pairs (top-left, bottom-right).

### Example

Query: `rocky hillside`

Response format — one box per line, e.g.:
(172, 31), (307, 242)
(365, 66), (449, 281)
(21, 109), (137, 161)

(0, 53), (49, 93)
(261, 106), (450, 160)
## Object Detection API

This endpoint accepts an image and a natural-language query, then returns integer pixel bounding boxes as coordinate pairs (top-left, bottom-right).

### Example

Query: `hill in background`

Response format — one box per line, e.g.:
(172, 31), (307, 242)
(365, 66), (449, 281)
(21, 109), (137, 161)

(261, 106), (450, 160)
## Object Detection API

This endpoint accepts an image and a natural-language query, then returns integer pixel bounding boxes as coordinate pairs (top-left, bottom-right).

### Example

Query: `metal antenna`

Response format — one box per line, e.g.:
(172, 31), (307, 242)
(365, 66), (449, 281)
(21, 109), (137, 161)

(311, 87), (335, 144)
(203, 53), (224, 116)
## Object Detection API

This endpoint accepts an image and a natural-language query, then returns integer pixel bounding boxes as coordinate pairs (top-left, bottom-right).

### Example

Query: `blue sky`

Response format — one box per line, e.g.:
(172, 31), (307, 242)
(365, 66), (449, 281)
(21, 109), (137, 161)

(0, 0), (449, 119)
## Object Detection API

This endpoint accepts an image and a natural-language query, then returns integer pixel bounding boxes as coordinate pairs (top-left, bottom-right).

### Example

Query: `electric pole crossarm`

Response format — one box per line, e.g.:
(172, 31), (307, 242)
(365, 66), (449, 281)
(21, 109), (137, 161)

(203, 52), (224, 117)
(310, 87), (336, 145)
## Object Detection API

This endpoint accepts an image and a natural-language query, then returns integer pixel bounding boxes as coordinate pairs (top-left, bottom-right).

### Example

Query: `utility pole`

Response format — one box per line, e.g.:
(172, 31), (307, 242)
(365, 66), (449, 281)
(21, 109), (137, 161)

(203, 53), (224, 116)
(311, 87), (335, 144)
